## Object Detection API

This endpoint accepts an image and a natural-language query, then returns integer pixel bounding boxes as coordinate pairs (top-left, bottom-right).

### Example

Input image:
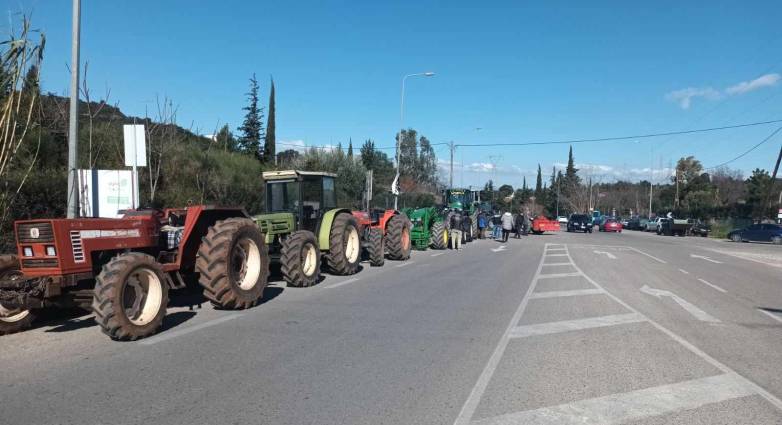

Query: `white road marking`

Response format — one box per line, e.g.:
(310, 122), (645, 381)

(542, 262), (573, 266)
(139, 314), (240, 346)
(537, 272), (582, 279)
(545, 253), (568, 257)
(702, 247), (782, 269)
(593, 250), (617, 259)
(431, 252), (444, 257)
(697, 278), (727, 293)
(529, 288), (604, 299)
(395, 262), (414, 268)
(640, 285), (721, 323)
(567, 250), (782, 412)
(545, 248), (566, 252)
(452, 244), (553, 425)
(678, 268), (690, 275)
(691, 254), (723, 264)
(471, 374), (755, 425)
(758, 309), (782, 324)
(491, 245), (507, 253)
(326, 277), (360, 289)
(628, 246), (667, 263)
(509, 313), (645, 338)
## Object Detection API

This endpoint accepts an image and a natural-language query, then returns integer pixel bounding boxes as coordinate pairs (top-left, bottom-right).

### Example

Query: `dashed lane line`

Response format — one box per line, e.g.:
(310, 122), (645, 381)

(758, 309), (782, 324)
(139, 314), (240, 346)
(628, 246), (667, 264)
(396, 261), (414, 268)
(537, 272), (582, 279)
(697, 278), (727, 293)
(679, 269), (690, 275)
(326, 277), (360, 289)
(431, 252), (445, 257)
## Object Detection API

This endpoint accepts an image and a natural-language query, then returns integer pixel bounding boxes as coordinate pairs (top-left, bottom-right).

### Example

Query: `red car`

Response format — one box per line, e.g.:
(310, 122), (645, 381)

(599, 218), (622, 233)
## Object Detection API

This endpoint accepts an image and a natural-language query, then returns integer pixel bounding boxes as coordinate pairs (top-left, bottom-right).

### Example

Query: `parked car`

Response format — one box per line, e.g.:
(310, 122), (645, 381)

(599, 218), (622, 232)
(557, 216), (569, 224)
(689, 220), (710, 237)
(620, 218), (630, 228)
(625, 217), (647, 231)
(646, 217), (665, 232)
(567, 214), (593, 233)
(727, 224), (782, 244)
(658, 218), (691, 236)
(638, 218), (649, 230)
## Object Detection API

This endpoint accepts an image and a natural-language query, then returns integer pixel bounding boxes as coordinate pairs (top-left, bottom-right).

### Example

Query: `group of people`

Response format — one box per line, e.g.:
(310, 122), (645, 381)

(477, 210), (531, 242)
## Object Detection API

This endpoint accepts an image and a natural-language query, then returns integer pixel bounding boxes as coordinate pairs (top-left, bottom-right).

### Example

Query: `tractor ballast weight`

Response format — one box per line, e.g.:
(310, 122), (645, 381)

(0, 206), (270, 340)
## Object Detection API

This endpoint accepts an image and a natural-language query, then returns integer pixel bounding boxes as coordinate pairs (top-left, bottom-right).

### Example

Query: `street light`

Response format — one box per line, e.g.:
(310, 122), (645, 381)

(393, 71), (435, 209)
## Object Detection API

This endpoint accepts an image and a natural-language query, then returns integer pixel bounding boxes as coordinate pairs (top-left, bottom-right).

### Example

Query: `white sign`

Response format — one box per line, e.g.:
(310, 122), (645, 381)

(778, 208), (782, 219)
(77, 169), (133, 218)
(123, 124), (147, 167)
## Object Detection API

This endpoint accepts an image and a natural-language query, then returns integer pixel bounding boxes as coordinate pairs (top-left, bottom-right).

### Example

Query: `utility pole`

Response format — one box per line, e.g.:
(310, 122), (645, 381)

(674, 168), (680, 210)
(764, 142), (782, 219)
(556, 176), (560, 218)
(66, 0), (81, 218)
(449, 140), (454, 189)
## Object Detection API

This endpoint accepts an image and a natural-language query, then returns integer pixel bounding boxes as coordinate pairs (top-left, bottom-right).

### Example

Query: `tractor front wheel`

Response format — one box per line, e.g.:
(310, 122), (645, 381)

(326, 213), (361, 275)
(197, 218), (269, 309)
(92, 253), (169, 341)
(367, 228), (385, 267)
(0, 255), (35, 336)
(281, 230), (321, 287)
(430, 221), (448, 250)
(386, 215), (412, 261)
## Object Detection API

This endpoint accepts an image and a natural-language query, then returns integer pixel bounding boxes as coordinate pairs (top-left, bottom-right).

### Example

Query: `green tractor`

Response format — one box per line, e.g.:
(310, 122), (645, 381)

(254, 170), (367, 287)
(444, 188), (480, 241)
(401, 207), (449, 251)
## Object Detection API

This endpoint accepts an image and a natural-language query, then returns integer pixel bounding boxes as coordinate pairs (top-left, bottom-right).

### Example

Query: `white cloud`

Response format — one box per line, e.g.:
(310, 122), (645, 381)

(725, 73), (780, 95)
(666, 72), (781, 109)
(665, 87), (721, 109)
(556, 162), (675, 182)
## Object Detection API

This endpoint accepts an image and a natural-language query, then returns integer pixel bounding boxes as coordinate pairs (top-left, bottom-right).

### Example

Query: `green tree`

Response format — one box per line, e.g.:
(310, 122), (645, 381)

(417, 136), (437, 187)
(746, 168), (772, 218)
(347, 138), (353, 159)
(263, 76), (275, 163)
(215, 124), (237, 152)
(534, 164), (543, 199)
(237, 73), (264, 160)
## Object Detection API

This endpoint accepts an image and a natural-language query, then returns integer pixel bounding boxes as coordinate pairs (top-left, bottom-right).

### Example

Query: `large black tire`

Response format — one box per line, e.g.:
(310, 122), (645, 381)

(430, 221), (448, 250)
(367, 228), (385, 267)
(0, 255), (35, 336)
(93, 253), (169, 341)
(326, 213), (361, 275)
(470, 212), (478, 239)
(281, 230), (321, 287)
(386, 214), (412, 260)
(197, 218), (269, 309)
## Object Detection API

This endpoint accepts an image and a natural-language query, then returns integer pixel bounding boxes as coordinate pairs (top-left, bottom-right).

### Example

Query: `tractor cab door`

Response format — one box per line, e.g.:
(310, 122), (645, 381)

(299, 175), (337, 233)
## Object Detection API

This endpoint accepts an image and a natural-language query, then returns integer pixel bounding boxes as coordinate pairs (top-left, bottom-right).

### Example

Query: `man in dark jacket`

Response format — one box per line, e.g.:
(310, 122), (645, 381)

(449, 209), (463, 250)
(514, 212), (524, 238)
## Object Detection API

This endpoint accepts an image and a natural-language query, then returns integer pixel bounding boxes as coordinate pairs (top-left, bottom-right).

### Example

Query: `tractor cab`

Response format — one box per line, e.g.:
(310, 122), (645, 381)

(263, 170), (337, 233)
(445, 188), (470, 210)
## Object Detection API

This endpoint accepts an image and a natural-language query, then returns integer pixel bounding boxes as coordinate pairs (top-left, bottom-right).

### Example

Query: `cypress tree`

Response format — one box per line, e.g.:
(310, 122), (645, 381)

(264, 76), (276, 163)
(534, 164), (543, 198)
(347, 138), (353, 158)
(237, 73), (264, 160)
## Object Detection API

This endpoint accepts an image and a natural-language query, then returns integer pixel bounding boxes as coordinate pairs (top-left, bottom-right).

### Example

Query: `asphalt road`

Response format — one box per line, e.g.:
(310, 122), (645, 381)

(2, 228), (781, 424)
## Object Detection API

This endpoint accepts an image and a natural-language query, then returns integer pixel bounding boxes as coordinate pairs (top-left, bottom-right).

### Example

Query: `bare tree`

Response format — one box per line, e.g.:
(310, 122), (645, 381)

(145, 96), (178, 203)
(79, 61), (113, 167)
(0, 17), (45, 227)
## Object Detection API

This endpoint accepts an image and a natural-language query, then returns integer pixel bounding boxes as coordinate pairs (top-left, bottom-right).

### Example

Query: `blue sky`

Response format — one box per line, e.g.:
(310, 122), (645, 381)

(4, 0), (782, 188)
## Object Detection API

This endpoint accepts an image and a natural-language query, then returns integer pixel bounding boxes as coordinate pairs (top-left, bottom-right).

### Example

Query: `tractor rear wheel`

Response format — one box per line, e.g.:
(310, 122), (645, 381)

(430, 221), (448, 250)
(281, 230), (321, 287)
(386, 215), (412, 260)
(470, 212), (478, 239)
(93, 253), (169, 341)
(0, 255), (35, 336)
(367, 228), (385, 267)
(326, 213), (361, 275)
(197, 218), (268, 309)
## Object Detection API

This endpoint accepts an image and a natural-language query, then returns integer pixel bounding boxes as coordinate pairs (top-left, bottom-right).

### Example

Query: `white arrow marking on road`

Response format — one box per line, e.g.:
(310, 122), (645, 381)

(594, 250), (617, 259)
(640, 285), (720, 323)
(690, 254), (723, 264)
(491, 245), (507, 253)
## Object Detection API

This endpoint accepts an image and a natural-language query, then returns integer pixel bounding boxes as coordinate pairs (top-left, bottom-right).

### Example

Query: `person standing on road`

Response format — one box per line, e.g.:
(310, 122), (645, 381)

(501, 210), (513, 242)
(492, 212), (502, 240)
(522, 211), (530, 236)
(450, 209), (463, 250)
(514, 211), (524, 238)
(477, 212), (487, 239)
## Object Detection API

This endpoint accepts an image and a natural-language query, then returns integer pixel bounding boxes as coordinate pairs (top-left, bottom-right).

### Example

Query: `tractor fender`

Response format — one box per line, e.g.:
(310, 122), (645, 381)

(318, 208), (353, 251)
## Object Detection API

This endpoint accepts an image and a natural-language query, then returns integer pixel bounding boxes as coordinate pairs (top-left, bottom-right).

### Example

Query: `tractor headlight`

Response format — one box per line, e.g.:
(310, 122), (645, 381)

(23, 247), (33, 257)
(46, 246), (56, 256)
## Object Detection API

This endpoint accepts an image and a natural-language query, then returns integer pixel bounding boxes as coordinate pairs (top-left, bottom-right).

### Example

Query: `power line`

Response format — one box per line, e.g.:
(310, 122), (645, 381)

(452, 118), (782, 148)
(705, 125), (782, 170)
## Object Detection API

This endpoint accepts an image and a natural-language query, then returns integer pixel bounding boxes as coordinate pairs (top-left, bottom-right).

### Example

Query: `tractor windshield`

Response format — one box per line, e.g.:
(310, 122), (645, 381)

(447, 190), (468, 208)
(267, 181), (300, 212)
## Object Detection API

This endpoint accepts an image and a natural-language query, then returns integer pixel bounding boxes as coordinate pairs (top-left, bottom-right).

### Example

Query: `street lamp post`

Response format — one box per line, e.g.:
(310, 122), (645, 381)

(393, 71), (434, 210)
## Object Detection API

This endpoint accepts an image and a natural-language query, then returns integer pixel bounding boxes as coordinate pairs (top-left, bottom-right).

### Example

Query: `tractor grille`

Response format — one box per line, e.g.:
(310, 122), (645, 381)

(22, 258), (59, 268)
(17, 222), (54, 243)
(70, 231), (85, 263)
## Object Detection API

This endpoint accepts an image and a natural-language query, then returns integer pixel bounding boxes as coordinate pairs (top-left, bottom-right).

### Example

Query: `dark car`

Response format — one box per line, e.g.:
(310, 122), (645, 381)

(728, 223), (782, 244)
(567, 214), (592, 233)
(689, 220), (710, 237)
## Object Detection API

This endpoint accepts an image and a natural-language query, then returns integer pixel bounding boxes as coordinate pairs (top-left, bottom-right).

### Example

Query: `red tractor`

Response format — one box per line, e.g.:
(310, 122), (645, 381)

(0, 206), (269, 340)
(351, 209), (412, 267)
